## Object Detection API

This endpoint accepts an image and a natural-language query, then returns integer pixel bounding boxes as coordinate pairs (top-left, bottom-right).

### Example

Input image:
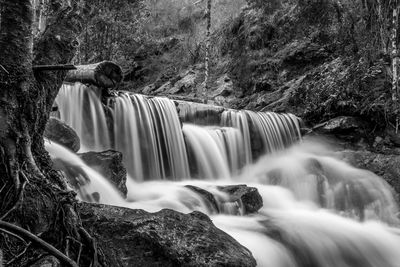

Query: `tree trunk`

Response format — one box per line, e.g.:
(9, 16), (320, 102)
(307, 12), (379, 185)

(202, 0), (212, 104)
(392, 1), (400, 132)
(392, 1), (399, 101)
(0, 0), (95, 265)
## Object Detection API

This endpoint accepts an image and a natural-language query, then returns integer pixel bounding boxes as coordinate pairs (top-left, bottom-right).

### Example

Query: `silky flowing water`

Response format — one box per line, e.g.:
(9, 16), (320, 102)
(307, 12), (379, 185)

(50, 83), (400, 267)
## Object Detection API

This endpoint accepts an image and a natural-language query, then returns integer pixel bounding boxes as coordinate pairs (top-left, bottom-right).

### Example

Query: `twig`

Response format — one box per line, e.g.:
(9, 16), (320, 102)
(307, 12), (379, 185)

(0, 64), (9, 74)
(0, 220), (78, 267)
(6, 241), (32, 265)
(6, 232), (42, 265)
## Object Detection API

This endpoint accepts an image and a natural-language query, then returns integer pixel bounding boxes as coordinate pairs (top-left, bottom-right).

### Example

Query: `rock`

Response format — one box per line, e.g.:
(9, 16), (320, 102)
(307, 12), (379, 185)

(142, 84), (156, 94)
(175, 100), (225, 125)
(30, 256), (60, 267)
(212, 75), (235, 107)
(185, 184), (263, 215)
(171, 70), (197, 94)
(277, 40), (329, 66)
(185, 185), (220, 213)
(79, 150), (127, 198)
(218, 185), (263, 214)
(312, 116), (367, 141)
(211, 74), (233, 98)
(78, 203), (256, 267)
(339, 150), (400, 197)
(44, 117), (80, 152)
(152, 70), (198, 96)
(385, 127), (400, 147)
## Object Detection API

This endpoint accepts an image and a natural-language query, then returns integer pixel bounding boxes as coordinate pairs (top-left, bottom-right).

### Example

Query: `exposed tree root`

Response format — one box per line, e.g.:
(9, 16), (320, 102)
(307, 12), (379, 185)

(1, 171), (28, 220)
(79, 227), (98, 267)
(0, 220), (78, 267)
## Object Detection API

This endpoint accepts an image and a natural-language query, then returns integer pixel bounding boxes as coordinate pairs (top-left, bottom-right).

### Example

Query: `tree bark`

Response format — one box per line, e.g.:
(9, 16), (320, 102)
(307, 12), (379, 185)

(392, 1), (399, 102)
(64, 61), (123, 88)
(202, 0), (212, 104)
(0, 0), (93, 265)
(391, 0), (400, 132)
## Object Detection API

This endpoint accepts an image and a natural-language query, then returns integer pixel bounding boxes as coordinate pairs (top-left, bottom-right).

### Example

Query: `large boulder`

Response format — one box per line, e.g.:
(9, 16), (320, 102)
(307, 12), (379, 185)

(78, 203), (256, 267)
(44, 117), (80, 152)
(79, 150), (127, 198)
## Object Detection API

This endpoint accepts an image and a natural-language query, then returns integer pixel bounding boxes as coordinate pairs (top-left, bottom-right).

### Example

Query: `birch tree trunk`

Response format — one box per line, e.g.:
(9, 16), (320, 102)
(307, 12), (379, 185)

(391, 1), (400, 132)
(203, 0), (212, 103)
(392, 1), (399, 100)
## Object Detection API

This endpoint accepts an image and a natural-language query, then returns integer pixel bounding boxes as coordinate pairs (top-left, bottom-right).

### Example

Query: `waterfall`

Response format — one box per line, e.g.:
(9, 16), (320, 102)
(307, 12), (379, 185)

(55, 84), (110, 151)
(55, 83), (301, 180)
(50, 82), (400, 267)
(222, 109), (302, 158)
(56, 84), (191, 181)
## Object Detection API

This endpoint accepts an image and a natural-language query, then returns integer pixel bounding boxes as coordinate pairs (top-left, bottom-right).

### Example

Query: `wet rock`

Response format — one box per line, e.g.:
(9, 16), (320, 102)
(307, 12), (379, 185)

(186, 184), (263, 215)
(44, 117), (80, 152)
(339, 150), (400, 197)
(78, 203), (256, 267)
(218, 185), (263, 214)
(175, 100), (225, 125)
(79, 150), (127, 198)
(185, 185), (220, 213)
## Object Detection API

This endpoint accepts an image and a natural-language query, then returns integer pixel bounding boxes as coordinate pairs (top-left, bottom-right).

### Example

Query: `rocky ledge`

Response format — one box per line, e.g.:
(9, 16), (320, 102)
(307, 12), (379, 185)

(78, 203), (256, 267)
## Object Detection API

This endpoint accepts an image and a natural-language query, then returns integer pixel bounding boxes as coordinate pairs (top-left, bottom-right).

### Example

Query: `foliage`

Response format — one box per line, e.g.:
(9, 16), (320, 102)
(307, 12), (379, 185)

(207, 0), (399, 129)
(75, 0), (245, 90)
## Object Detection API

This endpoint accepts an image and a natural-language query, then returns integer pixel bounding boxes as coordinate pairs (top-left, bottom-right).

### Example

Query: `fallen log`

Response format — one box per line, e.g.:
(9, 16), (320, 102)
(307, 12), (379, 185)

(64, 61), (123, 88)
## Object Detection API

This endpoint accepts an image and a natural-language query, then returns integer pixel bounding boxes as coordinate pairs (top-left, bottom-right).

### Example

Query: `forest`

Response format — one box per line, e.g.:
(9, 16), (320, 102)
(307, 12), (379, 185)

(1, 0), (400, 267)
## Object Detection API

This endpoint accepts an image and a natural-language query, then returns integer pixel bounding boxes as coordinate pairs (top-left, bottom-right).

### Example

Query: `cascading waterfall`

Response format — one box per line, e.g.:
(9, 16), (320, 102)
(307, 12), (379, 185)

(222, 109), (302, 158)
(55, 83), (301, 179)
(183, 124), (246, 178)
(55, 84), (110, 151)
(51, 82), (400, 267)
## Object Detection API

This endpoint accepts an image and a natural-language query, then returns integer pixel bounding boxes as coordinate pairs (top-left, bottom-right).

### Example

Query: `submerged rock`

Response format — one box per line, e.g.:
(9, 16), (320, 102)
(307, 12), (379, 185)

(78, 203), (256, 267)
(79, 150), (127, 198)
(44, 117), (80, 152)
(218, 185), (263, 214)
(185, 184), (263, 215)
(339, 150), (400, 197)
(185, 185), (220, 213)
